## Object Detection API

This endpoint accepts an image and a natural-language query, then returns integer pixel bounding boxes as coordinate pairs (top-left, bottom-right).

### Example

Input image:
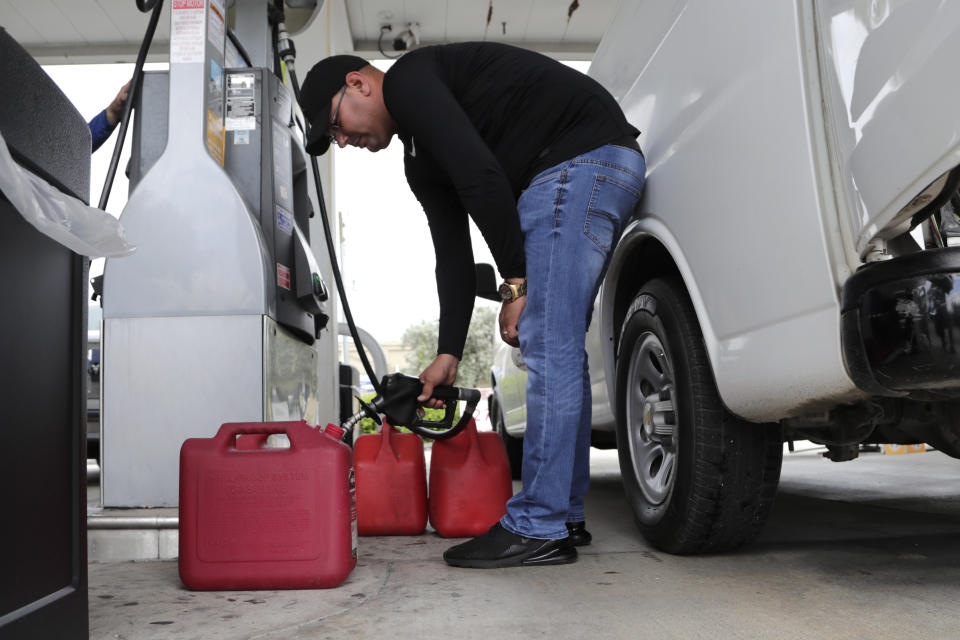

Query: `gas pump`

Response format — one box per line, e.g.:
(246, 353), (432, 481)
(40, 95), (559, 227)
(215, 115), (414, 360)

(101, 0), (335, 507)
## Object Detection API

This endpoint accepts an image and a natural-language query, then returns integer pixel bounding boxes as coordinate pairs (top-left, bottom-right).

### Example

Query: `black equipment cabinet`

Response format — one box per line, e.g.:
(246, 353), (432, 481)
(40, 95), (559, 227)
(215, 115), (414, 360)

(0, 27), (91, 639)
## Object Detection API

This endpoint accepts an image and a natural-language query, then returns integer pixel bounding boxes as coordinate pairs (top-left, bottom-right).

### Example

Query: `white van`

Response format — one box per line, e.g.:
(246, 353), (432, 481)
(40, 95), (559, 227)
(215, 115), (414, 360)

(483, 0), (960, 554)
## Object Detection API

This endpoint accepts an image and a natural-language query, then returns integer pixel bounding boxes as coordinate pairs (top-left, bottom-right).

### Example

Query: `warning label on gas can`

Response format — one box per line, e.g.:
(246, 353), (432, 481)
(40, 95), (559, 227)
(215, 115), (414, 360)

(277, 263), (291, 290)
(349, 467), (358, 558)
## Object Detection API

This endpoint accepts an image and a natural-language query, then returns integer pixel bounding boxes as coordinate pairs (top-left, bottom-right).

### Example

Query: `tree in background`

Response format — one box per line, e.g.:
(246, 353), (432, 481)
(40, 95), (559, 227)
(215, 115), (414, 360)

(402, 304), (498, 388)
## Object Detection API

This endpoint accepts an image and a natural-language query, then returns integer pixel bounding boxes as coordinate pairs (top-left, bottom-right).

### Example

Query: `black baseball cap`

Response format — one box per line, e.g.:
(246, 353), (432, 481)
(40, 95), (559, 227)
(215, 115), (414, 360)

(299, 55), (370, 155)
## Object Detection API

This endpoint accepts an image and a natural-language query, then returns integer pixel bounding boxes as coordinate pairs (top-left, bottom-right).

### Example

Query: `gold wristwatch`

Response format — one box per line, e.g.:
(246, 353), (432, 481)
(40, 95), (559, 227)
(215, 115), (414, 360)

(498, 280), (527, 302)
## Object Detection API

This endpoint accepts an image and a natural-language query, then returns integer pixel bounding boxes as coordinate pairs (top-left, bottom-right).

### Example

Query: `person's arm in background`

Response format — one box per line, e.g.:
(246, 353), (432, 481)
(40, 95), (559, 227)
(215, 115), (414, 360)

(89, 82), (130, 152)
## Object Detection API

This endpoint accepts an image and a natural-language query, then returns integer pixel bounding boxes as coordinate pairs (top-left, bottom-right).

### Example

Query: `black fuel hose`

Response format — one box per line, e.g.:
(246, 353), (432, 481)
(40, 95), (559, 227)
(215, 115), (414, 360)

(98, 0), (163, 211)
(284, 62), (383, 398)
(226, 28), (253, 68)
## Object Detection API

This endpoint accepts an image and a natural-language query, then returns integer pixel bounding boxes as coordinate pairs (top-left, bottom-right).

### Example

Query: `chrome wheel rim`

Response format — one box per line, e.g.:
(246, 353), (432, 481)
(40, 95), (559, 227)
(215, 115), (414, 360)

(625, 332), (678, 507)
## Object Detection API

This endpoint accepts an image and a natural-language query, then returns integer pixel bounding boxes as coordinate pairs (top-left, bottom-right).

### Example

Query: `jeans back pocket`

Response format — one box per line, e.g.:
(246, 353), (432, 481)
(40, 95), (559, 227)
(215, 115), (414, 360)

(584, 174), (642, 253)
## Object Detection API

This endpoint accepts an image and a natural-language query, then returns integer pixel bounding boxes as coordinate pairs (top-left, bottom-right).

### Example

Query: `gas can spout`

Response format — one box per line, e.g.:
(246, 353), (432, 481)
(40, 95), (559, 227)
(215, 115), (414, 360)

(341, 396), (382, 436)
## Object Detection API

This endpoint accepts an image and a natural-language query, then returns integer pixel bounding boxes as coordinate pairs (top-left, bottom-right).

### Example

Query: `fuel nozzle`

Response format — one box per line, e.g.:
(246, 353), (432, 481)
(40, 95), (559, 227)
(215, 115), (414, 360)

(340, 373), (482, 441)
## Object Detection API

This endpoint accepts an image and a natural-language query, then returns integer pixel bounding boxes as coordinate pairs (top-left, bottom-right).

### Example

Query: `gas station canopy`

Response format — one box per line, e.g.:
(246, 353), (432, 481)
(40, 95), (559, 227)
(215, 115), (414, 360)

(0, 0), (616, 64)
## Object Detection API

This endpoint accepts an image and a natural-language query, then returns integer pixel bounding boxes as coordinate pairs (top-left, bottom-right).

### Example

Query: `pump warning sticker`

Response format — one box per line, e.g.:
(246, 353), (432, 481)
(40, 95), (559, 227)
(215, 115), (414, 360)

(205, 109), (225, 166)
(277, 263), (291, 290)
(208, 58), (224, 113)
(226, 73), (256, 131)
(207, 0), (225, 57)
(276, 205), (294, 235)
(171, 0), (205, 64)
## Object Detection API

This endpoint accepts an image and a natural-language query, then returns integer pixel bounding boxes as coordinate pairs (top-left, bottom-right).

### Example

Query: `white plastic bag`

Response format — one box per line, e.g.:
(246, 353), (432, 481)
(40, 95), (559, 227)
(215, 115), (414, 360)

(0, 131), (134, 258)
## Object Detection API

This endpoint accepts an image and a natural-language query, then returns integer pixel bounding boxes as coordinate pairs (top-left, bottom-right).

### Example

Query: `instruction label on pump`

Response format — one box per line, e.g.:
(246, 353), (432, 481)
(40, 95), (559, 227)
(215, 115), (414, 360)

(277, 264), (291, 290)
(208, 59), (223, 108)
(226, 73), (257, 131)
(207, 0), (225, 57)
(276, 206), (294, 235)
(171, 0), (206, 64)
(206, 110), (225, 166)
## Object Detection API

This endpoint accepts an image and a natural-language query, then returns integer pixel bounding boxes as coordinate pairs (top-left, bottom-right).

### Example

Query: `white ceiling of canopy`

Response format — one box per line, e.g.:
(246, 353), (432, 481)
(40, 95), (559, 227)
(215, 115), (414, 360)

(0, 0), (616, 63)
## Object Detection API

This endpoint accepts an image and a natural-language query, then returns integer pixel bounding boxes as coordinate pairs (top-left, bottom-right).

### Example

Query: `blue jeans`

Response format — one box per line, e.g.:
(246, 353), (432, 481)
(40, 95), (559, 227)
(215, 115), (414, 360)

(500, 144), (646, 539)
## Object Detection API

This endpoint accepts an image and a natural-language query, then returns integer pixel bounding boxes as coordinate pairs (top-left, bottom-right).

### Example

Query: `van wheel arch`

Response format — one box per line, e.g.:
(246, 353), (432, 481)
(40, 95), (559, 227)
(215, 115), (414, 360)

(610, 237), (681, 353)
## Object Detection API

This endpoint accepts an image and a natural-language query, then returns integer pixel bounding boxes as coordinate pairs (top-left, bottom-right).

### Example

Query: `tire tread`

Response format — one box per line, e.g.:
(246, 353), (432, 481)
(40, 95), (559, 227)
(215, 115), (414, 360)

(616, 277), (783, 554)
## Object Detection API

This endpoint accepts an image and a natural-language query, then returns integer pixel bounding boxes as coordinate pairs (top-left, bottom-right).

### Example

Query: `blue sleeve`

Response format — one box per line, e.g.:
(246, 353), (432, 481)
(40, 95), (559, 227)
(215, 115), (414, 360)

(88, 110), (117, 152)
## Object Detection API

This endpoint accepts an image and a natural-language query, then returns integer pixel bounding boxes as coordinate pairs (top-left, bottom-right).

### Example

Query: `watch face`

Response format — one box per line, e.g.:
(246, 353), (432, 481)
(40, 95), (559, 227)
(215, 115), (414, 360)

(498, 283), (513, 301)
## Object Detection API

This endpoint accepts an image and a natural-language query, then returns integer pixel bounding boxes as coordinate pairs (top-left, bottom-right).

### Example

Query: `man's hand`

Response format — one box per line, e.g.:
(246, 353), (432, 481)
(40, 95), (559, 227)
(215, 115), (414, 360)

(499, 278), (526, 347)
(417, 353), (459, 409)
(105, 82), (131, 126)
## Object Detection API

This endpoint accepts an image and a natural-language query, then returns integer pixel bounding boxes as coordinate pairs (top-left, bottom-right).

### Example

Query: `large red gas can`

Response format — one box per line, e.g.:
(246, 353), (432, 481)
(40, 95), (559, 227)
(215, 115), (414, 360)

(179, 421), (357, 590)
(354, 420), (428, 535)
(428, 419), (514, 538)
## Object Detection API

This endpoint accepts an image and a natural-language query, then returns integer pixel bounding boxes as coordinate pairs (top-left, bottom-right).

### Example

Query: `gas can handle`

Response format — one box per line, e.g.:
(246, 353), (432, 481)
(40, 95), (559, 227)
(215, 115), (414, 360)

(215, 421), (306, 450)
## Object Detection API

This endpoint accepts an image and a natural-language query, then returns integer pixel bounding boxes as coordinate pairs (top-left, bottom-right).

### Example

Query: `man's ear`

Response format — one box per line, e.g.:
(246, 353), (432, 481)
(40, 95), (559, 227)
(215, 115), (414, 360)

(344, 70), (370, 96)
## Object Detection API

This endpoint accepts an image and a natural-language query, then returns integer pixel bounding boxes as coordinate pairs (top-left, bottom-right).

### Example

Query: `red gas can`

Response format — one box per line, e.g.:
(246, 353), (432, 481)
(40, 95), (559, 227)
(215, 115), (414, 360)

(428, 419), (514, 538)
(179, 421), (357, 590)
(354, 420), (428, 535)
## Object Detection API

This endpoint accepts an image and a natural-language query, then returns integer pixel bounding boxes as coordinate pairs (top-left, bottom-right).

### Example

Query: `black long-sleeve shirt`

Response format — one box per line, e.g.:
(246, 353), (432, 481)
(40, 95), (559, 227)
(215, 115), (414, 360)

(382, 42), (639, 358)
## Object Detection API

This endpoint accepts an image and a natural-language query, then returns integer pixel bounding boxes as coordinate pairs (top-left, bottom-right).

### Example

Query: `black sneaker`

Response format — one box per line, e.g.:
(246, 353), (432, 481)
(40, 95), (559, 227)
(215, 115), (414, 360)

(443, 523), (577, 569)
(566, 521), (592, 546)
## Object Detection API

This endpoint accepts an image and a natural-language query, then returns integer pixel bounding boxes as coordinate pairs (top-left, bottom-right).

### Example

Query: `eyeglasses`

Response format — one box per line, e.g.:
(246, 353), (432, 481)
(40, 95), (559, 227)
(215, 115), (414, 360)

(328, 85), (347, 146)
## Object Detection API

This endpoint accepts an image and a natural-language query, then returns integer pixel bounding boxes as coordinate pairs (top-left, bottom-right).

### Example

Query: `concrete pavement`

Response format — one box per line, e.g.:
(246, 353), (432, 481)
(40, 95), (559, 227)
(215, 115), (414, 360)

(89, 448), (960, 640)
